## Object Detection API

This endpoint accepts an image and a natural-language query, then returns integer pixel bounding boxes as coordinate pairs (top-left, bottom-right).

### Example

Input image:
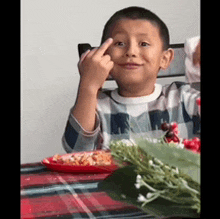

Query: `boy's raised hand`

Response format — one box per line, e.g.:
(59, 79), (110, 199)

(78, 38), (114, 92)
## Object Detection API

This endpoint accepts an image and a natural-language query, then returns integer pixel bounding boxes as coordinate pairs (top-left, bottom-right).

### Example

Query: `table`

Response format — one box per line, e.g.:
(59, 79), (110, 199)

(21, 162), (155, 219)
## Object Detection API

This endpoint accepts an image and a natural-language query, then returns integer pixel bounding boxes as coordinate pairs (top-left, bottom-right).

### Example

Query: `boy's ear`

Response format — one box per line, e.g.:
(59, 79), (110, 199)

(160, 48), (174, 70)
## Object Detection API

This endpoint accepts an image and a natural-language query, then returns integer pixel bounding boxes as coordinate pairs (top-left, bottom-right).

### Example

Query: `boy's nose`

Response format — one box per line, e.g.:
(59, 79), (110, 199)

(125, 43), (138, 57)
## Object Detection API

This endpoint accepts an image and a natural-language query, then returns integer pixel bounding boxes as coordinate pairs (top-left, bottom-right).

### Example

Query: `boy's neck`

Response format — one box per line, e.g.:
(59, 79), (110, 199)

(117, 82), (156, 97)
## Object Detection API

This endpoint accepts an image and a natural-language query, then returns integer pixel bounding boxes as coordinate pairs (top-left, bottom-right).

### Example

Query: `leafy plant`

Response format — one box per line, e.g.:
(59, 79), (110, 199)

(101, 138), (200, 218)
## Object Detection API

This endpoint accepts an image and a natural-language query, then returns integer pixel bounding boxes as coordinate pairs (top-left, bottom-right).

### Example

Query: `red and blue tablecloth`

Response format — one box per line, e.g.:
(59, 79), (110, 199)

(21, 162), (154, 218)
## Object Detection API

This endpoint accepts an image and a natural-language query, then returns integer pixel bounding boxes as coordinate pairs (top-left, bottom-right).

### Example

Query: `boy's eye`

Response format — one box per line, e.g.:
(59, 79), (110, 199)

(115, 42), (125, 47)
(140, 42), (149, 47)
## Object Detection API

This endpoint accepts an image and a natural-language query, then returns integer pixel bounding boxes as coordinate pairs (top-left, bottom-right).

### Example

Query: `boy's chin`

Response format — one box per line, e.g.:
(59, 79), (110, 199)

(114, 76), (148, 88)
(110, 69), (157, 89)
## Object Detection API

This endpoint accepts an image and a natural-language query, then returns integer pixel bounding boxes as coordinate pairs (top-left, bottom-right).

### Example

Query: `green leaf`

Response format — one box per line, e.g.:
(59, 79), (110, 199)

(98, 165), (200, 218)
(137, 138), (200, 184)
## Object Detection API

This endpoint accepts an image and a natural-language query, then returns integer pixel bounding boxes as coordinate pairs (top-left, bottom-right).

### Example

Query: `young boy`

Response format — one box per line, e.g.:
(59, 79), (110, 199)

(62, 6), (200, 152)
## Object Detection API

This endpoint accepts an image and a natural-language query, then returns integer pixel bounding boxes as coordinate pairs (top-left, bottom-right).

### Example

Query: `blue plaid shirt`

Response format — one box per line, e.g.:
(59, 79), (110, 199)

(62, 81), (200, 152)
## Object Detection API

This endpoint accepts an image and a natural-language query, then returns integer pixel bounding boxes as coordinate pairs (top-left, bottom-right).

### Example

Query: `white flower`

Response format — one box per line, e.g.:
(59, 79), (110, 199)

(144, 137), (160, 143)
(137, 194), (147, 202)
(148, 159), (162, 170)
(146, 192), (154, 199)
(172, 167), (179, 174)
(176, 139), (185, 149)
(121, 194), (126, 199)
(136, 174), (142, 181)
(134, 174), (142, 189)
(129, 138), (137, 146)
(149, 160), (153, 165)
(120, 139), (137, 147)
(154, 158), (163, 166)
(176, 143), (184, 149)
(137, 193), (158, 204)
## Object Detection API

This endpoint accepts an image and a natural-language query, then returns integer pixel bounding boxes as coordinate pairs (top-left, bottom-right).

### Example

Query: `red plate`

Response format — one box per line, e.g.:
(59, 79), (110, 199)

(42, 151), (119, 173)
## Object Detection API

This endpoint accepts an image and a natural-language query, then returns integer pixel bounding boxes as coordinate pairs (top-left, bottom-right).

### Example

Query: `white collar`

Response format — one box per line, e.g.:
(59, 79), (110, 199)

(111, 84), (162, 104)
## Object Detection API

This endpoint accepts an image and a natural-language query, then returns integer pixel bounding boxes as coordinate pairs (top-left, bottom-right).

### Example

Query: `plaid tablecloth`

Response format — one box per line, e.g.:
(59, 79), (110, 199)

(21, 162), (155, 219)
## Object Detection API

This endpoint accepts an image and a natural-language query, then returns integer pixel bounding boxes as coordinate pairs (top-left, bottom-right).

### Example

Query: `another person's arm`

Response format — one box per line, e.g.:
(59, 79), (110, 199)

(185, 36), (200, 91)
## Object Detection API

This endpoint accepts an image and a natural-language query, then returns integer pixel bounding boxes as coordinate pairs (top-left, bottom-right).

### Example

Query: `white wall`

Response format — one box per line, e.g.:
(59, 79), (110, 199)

(21, 0), (200, 163)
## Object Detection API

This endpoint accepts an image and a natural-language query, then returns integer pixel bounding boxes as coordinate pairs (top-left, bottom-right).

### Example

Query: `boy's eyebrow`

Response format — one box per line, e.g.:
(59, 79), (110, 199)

(137, 33), (149, 36)
(113, 31), (149, 37)
(113, 31), (125, 35)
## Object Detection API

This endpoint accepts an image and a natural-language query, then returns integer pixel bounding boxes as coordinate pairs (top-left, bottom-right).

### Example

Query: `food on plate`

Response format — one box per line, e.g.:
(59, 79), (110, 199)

(52, 150), (113, 166)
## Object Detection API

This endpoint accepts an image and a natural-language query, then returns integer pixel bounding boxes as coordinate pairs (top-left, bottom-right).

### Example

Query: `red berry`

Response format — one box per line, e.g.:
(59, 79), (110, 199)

(193, 138), (201, 147)
(193, 137), (200, 143)
(183, 137), (201, 153)
(188, 141), (195, 147)
(171, 122), (178, 130)
(166, 138), (173, 143)
(165, 131), (174, 138)
(173, 128), (179, 135)
(161, 122), (171, 131)
(185, 140), (199, 152)
(172, 135), (179, 143)
(183, 139), (189, 145)
(196, 98), (201, 106)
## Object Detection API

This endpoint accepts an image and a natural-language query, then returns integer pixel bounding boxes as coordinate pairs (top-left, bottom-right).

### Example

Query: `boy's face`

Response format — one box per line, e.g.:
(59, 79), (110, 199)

(106, 19), (172, 90)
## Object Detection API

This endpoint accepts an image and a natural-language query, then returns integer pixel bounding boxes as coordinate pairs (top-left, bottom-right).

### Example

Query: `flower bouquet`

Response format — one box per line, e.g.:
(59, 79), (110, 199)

(99, 122), (200, 218)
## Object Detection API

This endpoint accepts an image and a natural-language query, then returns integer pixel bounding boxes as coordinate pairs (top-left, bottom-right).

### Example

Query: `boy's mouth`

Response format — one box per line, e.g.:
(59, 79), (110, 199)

(118, 62), (143, 70)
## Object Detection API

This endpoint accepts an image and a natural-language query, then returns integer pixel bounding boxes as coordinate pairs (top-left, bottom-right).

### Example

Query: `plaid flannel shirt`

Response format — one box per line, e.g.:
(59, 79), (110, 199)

(62, 81), (200, 153)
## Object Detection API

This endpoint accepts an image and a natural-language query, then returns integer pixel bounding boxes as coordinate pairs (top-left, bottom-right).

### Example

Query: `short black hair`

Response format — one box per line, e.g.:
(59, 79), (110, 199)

(101, 6), (170, 50)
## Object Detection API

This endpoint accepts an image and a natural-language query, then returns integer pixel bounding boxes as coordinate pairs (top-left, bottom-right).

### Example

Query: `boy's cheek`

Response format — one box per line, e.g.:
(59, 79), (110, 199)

(109, 64), (117, 74)
(106, 47), (122, 61)
(108, 65), (120, 78)
(105, 45), (114, 55)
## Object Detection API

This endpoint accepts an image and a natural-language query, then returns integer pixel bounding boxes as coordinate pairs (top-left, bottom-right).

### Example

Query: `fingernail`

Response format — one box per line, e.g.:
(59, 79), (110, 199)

(107, 38), (113, 42)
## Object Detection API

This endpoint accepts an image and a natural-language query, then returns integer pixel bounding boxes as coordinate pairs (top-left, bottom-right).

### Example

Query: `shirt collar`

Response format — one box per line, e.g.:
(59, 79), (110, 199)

(111, 84), (162, 104)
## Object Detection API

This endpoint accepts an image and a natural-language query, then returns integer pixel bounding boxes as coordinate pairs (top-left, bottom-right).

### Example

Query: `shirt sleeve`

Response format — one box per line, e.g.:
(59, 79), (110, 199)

(180, 83), (200, 137)
(62, 108), (102, 153)
(181, 84), (200, 118)
(184, 36), (200, 91)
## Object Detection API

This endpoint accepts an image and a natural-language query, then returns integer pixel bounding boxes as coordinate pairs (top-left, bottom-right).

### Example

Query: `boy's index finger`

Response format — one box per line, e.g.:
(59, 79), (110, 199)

(96, 38), (113, 56)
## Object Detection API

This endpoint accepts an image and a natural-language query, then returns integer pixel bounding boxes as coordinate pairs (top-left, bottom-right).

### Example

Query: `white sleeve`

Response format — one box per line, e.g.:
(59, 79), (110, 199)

(184, 36), (200, 84)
